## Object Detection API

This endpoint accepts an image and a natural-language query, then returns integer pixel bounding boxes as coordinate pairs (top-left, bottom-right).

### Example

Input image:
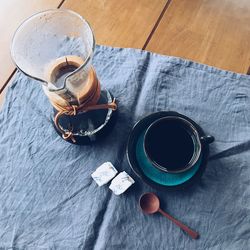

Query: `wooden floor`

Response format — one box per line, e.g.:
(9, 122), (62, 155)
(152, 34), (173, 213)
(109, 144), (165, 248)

(0, 0), (250, 106)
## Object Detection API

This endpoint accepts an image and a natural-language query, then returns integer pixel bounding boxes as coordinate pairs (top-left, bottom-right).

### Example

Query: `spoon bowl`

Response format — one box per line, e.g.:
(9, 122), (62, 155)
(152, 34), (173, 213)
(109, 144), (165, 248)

(139, 192), (160, 214)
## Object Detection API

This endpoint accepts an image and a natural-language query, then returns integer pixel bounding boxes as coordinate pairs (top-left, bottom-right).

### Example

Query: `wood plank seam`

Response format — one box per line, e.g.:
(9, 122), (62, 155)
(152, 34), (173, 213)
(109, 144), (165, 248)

(58, 0), (66, 9)
(142, 0), (172, 50)
(0, 69), (17, 94)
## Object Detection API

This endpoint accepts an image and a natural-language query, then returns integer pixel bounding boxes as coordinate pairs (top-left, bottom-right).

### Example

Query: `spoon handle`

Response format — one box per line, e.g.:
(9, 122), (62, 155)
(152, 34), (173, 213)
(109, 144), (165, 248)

(158, 208), (199, 239)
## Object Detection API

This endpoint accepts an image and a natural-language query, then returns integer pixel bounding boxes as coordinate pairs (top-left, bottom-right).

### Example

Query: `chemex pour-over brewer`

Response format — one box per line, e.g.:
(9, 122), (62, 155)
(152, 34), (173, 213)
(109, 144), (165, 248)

(11, 9), (117, 144)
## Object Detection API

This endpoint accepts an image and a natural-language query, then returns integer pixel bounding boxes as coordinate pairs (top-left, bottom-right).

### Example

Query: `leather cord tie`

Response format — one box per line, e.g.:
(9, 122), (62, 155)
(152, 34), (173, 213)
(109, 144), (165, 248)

(53, 80), (117, 143)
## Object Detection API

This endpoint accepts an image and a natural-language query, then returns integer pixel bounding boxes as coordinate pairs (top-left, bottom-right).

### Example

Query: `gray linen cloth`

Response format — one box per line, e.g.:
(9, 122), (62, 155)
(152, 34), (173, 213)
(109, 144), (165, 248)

(0, 45), (250, 249)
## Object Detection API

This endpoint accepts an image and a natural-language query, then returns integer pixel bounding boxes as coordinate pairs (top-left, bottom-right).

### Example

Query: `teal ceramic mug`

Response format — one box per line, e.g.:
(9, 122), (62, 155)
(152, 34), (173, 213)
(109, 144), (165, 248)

(144, 116), (214, 173)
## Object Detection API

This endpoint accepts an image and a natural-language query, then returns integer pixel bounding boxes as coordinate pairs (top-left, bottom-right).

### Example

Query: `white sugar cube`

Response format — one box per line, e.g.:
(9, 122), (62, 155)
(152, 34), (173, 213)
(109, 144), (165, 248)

(91, 162), (118, 186)
(109, 171), (135, 195)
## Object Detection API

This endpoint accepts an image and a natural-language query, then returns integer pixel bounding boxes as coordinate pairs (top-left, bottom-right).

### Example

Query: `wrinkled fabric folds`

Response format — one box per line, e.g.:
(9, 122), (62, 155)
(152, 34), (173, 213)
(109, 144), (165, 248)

(0, 45), (250, 249)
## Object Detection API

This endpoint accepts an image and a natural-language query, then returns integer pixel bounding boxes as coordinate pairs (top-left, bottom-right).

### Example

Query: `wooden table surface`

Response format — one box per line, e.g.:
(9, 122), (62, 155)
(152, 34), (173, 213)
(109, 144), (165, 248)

(0, 0), (249, 106)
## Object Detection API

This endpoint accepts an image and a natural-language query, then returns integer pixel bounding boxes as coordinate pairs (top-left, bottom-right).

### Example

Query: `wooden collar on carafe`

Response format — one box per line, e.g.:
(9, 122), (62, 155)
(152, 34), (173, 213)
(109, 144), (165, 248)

(45, 55), (101, 109)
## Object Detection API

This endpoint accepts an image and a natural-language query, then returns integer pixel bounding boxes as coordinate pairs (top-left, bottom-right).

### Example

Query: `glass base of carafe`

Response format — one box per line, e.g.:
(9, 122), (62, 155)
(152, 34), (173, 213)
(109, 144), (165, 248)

(52, 89), (117, 145)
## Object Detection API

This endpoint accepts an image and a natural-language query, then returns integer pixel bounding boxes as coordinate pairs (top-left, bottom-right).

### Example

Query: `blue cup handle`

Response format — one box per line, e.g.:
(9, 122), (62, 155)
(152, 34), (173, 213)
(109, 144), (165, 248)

(200, 135), (214, 144)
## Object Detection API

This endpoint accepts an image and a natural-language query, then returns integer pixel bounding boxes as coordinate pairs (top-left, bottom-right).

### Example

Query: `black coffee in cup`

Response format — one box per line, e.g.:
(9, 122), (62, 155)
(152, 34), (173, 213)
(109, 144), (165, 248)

(144, 118), (196, 172)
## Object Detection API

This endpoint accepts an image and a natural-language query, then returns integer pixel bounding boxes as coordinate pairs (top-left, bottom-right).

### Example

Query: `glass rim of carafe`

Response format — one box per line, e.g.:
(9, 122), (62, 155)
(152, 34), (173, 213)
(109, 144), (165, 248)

(10, 9), (96, 92)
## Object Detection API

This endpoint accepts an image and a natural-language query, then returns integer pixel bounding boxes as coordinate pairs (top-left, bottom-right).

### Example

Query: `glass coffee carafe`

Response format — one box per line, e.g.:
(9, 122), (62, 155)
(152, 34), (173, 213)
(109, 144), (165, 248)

(11, 9), (117, 144)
